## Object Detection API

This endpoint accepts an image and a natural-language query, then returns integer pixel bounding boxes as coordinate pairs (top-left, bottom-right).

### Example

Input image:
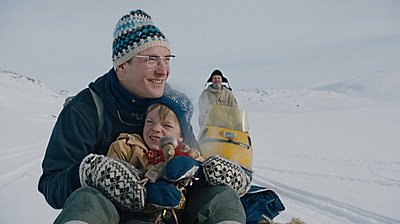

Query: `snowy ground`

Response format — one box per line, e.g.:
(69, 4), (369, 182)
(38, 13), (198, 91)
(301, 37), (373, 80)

(0, 70), (399, 223)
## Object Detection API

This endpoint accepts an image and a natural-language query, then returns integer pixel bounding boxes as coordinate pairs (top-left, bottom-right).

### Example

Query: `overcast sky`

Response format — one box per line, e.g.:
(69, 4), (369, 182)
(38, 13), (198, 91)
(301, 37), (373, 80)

(1, 0), (400, 99)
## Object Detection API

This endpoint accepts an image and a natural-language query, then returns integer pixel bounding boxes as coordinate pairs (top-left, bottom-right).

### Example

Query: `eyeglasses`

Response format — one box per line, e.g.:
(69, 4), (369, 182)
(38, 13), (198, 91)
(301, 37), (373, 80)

(133, 55), (175, 68)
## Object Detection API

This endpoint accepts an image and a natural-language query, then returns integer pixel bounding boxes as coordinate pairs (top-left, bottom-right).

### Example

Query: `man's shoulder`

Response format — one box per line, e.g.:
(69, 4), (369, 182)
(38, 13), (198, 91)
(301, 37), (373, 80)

(62, 88), (89, 106)
(221, 85), (232, 91)
(67, 70), (112, 109)
(199, 88), (212, 98)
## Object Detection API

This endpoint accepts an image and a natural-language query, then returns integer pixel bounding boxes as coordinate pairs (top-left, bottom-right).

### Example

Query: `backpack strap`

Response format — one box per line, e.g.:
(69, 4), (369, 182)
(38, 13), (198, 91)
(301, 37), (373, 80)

(89, 88), (104, 140)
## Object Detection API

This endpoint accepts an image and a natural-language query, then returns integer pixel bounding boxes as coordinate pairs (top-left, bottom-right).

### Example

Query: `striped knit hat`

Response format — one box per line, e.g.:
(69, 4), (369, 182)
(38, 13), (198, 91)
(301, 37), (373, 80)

(112, 10), (170, 68)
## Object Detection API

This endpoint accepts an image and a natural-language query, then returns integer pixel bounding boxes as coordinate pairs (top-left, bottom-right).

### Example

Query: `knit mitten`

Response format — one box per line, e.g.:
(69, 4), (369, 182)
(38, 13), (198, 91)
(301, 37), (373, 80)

(202, 155), (251, 197)
(145, 181), (184, 209)
(165, 156), (200, 183)
(79, 153), (146, 212)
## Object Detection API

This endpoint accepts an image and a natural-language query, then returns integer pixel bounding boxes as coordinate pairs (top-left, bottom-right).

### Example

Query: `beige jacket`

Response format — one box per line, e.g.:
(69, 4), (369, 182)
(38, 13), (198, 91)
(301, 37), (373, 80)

(107, 133), (204, 174)
(107, 133), (151, 173)
(198, 85), (238, 127)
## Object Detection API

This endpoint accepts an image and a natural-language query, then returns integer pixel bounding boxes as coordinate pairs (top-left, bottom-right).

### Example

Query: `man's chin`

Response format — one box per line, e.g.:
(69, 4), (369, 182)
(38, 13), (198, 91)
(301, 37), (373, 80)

(147, 89), (164, 99)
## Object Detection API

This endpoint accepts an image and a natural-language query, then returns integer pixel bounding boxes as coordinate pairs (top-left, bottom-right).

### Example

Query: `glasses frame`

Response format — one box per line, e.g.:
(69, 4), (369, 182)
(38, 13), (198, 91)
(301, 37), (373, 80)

(133, 55), (175, 68)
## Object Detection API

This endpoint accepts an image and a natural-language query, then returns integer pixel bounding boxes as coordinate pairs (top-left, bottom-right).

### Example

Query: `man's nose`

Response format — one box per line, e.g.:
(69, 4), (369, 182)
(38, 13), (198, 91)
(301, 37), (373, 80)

(155, 61), (169, 75)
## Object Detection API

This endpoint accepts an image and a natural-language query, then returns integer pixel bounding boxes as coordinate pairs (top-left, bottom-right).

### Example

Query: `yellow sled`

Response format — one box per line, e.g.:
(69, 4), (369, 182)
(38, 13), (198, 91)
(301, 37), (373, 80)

(198, 105), (253, 172)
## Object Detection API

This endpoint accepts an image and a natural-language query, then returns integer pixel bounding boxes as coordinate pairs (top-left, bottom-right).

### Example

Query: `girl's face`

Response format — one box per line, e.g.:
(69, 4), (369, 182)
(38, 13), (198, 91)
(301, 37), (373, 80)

(143, 106), (182, 150)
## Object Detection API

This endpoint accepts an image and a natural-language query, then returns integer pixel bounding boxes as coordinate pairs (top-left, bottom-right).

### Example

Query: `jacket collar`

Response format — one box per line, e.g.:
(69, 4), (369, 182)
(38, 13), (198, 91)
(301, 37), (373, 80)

(108, 69), (148, 112)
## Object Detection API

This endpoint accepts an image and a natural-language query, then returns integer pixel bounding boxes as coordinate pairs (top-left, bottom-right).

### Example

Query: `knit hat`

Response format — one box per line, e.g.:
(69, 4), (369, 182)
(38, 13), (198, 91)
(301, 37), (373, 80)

(149, 89), (193, 139)
(112, 10), (170, 68)
(207, 69), (228, 83)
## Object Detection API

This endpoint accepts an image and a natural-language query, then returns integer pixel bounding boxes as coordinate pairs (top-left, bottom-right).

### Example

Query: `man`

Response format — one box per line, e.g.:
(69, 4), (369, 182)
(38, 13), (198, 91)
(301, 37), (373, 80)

(38, 10), (246, 223)
(198, 69), (238, 127)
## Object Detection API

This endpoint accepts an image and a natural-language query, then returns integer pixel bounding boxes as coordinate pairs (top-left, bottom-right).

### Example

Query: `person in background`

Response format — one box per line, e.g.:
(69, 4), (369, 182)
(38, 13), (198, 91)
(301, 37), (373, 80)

(198, 69), (238, 127)
(38, 9), (246, 224)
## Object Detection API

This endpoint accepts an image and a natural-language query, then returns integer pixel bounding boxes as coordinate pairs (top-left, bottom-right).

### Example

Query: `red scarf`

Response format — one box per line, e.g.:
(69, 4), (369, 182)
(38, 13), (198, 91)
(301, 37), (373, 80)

(144, 143), (191, 164)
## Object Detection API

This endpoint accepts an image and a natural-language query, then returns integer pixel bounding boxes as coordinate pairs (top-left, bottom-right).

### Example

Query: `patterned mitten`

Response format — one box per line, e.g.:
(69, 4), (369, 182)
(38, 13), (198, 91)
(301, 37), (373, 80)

(79, 153), (146, 212)
(202, 155), (251, 197)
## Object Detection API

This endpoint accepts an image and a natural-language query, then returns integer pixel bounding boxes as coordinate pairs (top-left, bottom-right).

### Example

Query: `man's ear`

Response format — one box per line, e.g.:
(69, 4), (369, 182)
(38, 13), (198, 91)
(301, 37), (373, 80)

(116, 64), (127, 80)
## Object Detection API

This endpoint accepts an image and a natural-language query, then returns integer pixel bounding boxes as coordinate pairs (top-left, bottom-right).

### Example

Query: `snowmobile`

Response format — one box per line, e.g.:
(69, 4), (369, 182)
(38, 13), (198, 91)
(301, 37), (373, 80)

(198, 104), (297, 224)
(198, 104), (253, 172)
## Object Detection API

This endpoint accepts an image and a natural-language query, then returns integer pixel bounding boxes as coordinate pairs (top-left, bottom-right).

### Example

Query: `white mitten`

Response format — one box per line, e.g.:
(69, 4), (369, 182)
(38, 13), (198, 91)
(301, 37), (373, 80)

(202, 155), (251, 197)
(79, 153), (146, 212)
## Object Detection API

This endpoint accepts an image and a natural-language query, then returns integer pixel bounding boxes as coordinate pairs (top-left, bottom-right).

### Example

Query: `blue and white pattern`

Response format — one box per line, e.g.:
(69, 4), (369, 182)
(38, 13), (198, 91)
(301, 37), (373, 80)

(203, 155), (251, 197)
(79, 153), (146, 212)
(112, 10), (170, 68)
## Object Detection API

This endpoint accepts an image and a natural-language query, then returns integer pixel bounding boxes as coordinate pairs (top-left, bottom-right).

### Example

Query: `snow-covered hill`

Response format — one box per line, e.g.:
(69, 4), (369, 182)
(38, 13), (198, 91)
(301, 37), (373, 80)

(0, 70), (64, 223)
(234, 70), (400, 113)
(1, 70), (399, 224)
(0, 70), (62, 110)
(314, 70), (400, 101)
(0, 70), (65, 148)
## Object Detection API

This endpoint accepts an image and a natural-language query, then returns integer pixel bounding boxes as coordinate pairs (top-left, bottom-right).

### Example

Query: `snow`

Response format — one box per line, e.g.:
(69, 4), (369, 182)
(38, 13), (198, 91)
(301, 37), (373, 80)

(1, 70), (399, 223)
(1, 1), (399, 223)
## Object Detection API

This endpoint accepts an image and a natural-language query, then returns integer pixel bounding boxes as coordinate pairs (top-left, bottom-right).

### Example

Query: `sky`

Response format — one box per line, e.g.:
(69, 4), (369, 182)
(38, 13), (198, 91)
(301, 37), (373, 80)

(1, 0), (400, 100)
(1, 69), (399, 223)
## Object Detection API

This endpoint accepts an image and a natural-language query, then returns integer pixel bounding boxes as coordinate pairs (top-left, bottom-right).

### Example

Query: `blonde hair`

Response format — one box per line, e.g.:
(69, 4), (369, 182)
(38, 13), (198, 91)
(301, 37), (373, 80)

(147, 104), (175, 121)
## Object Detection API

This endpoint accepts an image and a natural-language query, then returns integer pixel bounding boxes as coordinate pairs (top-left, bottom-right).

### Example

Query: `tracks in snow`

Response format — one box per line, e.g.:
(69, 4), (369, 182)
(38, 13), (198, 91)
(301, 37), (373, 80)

(0, 143), (45, 190)
(253, 174), (399, 224)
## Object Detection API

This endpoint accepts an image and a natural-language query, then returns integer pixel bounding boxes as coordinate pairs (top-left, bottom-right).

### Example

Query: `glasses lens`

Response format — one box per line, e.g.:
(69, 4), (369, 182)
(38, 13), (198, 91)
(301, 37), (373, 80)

(164, 56), (173, 67)
(144, 56), (174, 68)
(147, 56), (158, 67)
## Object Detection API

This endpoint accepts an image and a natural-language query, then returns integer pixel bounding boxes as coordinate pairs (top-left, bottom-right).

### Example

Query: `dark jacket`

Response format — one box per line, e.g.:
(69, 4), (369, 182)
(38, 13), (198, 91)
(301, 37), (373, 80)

(38, 69), (198, 209)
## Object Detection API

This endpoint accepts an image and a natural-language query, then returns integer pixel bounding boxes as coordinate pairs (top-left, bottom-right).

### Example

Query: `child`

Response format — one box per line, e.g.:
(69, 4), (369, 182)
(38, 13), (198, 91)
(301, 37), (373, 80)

(107, 101), (204, 182)
(106, 90), (204, 222)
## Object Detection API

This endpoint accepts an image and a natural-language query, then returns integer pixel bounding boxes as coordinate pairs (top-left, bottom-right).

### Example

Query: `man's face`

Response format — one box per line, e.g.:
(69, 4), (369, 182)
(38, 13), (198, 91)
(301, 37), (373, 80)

(212, 75), (222, 85)
(117, 46), (171, 99)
